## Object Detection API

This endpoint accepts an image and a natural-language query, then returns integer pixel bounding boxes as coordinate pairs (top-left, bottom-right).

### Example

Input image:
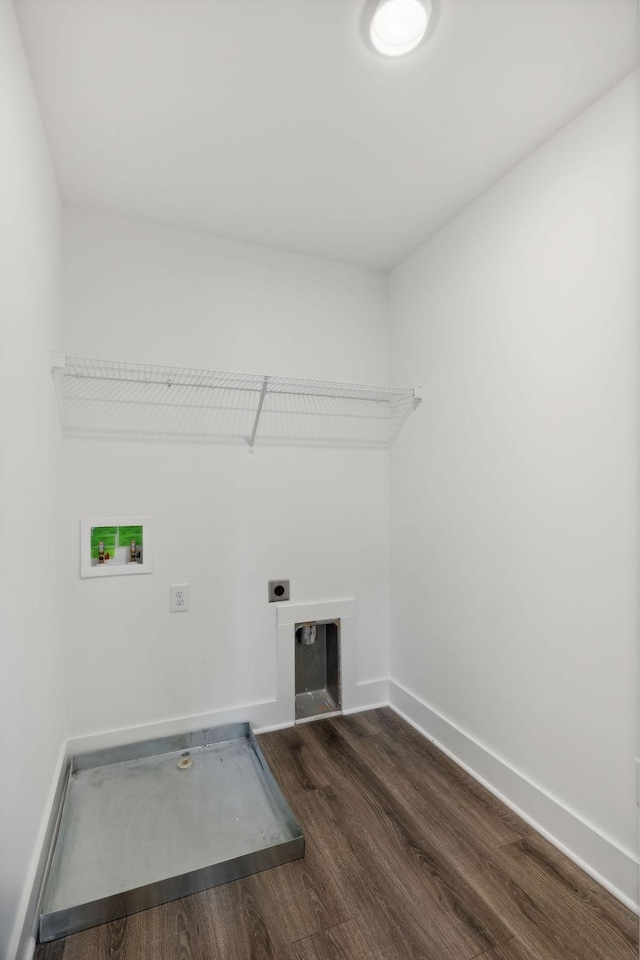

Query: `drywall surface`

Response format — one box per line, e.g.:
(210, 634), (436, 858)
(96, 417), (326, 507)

(389, 73), (638, 890)
(0, 5), (64, 958)
(61, 210), (390, 739)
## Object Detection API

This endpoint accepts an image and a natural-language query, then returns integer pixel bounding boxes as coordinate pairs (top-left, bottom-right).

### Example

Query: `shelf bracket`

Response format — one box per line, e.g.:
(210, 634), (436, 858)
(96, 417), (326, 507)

(51, 351), (66, 372)
(248, 376), (269, 453)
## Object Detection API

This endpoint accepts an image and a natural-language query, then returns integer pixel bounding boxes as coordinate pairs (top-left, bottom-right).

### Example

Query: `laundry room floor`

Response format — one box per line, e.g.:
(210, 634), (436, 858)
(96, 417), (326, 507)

(35, 708), (638, 960)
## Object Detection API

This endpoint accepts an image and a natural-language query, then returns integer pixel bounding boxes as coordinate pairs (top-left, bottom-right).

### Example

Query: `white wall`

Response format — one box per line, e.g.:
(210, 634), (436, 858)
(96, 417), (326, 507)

(389, 72), (638, 903)
(0, 4), (64, 958)
(3, 17), (636, 951)
(61, 210), (390, 742)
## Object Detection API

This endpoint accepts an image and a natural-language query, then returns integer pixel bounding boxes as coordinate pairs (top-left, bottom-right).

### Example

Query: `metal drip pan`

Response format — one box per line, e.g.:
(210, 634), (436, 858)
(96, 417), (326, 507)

(39, 723), (304, 942)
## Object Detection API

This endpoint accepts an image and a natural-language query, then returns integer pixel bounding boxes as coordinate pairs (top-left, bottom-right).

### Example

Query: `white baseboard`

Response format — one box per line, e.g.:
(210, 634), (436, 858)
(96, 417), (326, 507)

(253, 719), (296, 734)
(256, 682), (389, 732)
(11, 742), (69, 960)
(66, 698), (284, 756)
(65, 680), (390, 755)
(388, 679), (639, 913)
(351, 677), (389, 710)
(343, 700), (388, 715)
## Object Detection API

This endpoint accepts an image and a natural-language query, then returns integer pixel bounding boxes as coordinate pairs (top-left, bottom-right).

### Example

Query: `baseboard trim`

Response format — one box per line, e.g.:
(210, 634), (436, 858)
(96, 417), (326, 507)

(388, 679), (639, 912)
(343, 700), (388, 715)
(12, 742), (69, 960)
(352, 677), (389, 709)
(253, 719), (295, 734)
(66, 698), (284, 756)
(66, 681), (390, 755)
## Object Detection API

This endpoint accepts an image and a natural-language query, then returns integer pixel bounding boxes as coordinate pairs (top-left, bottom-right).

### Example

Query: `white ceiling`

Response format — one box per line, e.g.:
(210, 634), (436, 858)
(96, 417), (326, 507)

(15, 0), (639, 270)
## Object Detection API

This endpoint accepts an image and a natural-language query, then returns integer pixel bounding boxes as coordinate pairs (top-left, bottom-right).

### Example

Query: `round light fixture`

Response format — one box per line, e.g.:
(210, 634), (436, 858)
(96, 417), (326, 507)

(369, 0), (432, 57)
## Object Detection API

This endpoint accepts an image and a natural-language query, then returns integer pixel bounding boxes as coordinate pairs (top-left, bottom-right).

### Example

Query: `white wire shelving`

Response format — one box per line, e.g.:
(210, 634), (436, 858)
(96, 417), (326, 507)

(52, 353), (421, 449)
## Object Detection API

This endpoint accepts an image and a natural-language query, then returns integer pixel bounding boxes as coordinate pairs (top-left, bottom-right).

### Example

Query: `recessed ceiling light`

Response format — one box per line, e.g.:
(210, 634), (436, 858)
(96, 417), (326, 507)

(369, 0), (432, 57)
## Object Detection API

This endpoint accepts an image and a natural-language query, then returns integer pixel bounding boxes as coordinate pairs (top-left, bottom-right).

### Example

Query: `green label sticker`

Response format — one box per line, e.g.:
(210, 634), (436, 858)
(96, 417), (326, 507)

(118, 525), (143, 547)
(91, 526), (117, 559)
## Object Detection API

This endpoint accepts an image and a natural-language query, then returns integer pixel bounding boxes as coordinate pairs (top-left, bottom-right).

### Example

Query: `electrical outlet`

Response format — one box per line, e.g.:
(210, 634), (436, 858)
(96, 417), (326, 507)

(170, 583), (190, 612)
(268, 579), (290, 602)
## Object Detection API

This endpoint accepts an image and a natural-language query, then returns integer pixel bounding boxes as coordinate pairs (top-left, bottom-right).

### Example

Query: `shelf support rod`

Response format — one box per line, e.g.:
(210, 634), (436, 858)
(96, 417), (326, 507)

(248, 376), (269, 453)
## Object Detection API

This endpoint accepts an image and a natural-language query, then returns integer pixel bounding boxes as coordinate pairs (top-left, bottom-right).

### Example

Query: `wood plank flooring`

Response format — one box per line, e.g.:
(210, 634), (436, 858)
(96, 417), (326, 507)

(35, 708), (638, 960)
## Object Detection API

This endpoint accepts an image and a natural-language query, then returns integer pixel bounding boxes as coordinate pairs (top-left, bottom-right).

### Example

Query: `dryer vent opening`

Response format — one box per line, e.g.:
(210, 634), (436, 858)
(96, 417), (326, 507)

(294, 619), (341, 721)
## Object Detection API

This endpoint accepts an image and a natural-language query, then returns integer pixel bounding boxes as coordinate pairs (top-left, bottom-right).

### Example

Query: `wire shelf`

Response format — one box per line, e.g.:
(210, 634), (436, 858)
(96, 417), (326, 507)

(52, 354), (420, 448)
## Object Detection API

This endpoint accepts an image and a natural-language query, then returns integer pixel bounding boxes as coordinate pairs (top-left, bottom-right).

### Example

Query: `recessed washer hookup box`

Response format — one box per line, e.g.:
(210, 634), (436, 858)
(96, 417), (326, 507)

(40, 723), (304, 943)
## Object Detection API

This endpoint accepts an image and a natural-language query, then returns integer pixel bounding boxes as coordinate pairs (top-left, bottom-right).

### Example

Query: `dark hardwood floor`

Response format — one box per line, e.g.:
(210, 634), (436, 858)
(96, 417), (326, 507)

(35, 708), (638, 960)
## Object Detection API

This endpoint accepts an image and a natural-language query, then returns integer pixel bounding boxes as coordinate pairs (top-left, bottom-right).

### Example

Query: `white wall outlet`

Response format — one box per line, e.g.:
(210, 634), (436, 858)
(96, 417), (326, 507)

(170, 583), (190, 612)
